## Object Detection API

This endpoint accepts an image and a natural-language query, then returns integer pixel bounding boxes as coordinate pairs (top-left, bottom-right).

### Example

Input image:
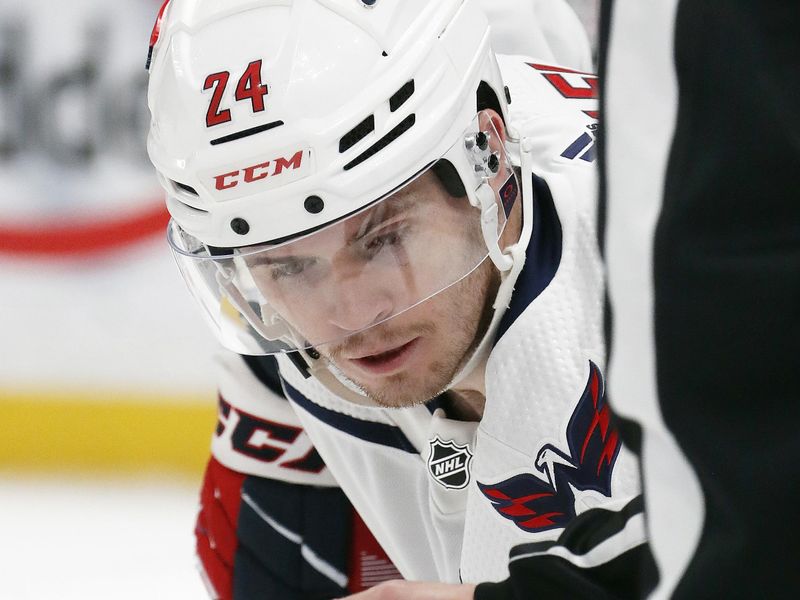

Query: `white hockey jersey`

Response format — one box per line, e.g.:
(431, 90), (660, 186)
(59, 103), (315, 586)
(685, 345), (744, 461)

(211, 54), (642, 585)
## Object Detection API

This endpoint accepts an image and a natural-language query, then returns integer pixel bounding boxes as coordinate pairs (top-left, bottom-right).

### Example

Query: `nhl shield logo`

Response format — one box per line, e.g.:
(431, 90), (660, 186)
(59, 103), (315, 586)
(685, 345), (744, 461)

(427, 437), (473, 490)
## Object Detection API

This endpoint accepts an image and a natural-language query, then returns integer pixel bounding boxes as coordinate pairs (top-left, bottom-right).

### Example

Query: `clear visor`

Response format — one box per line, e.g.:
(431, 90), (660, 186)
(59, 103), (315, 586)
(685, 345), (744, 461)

(168, 113), (518, 355)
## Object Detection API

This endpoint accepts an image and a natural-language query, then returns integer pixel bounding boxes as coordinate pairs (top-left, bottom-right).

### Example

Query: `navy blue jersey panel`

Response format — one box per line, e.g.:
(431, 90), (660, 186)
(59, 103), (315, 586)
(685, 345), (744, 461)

(283, 380), (418, 454)
(425, 394), (445, 414)
(233, 476), (350, 600)
(495, 173), (563, 344)
(244, 354), (287, 399)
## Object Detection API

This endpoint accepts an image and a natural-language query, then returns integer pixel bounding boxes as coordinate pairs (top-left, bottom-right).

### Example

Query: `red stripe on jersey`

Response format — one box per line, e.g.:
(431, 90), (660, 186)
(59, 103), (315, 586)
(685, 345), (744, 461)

(196, 457), (247, 600)
(347, 511), (402, 592)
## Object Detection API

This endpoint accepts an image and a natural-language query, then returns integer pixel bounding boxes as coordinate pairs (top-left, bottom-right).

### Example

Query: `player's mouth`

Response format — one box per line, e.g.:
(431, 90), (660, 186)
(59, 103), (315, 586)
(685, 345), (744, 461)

(347, 338), (421, 376)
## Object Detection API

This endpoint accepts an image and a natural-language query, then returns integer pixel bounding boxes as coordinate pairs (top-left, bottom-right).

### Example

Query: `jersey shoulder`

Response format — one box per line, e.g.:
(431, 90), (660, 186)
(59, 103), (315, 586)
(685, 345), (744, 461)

(499, 55), (599, 170)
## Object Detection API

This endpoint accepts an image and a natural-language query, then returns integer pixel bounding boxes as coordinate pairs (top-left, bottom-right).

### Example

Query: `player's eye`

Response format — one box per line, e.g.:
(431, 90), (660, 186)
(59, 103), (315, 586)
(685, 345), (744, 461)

(359, 222), (409, 259)
(364, 230), (401, 253)
(270, 257), (316, 280)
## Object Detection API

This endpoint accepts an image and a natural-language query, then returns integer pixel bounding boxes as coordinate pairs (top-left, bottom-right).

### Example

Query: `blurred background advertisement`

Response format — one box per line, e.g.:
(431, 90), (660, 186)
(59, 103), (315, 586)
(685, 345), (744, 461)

(0, 1), (216, 597)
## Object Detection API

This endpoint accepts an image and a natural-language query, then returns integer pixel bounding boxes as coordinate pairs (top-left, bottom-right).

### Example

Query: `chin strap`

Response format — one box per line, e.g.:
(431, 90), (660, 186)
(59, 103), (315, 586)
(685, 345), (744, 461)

(477, 182), (515, 271)
(296, 348), (380, 407)
(447, 136), (535, 390)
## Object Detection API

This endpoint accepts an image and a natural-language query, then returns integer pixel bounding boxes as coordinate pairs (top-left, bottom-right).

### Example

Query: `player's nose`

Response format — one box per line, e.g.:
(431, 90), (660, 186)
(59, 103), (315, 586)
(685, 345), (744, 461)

(323, 252), (401, 333)
(326, 279), (395, 333)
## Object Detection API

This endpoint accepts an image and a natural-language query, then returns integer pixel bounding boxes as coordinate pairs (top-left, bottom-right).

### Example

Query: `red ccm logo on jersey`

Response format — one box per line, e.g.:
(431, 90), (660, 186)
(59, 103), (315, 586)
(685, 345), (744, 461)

(213, 149), (305, 191)
(216, 395), (325, 474)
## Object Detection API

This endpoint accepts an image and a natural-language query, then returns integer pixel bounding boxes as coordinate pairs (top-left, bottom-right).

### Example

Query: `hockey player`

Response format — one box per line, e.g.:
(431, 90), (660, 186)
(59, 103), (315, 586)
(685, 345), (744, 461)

(146, 0), (651, 598)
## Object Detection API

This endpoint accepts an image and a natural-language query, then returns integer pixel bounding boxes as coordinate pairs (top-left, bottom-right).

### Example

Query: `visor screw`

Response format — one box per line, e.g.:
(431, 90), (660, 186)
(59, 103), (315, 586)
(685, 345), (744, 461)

(304, 195), (325, 214)
(307, 347), (321, 360)
(360, 0), (377, 6)
(230, 218), (250, 235)
(475, 131), (489, 151)
(488, 153), (500, 173)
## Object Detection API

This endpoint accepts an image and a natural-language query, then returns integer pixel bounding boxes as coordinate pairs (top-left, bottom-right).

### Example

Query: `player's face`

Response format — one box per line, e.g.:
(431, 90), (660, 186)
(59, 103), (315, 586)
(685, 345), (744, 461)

(247, 170), (503, 407)
(325, 254), (499, 407)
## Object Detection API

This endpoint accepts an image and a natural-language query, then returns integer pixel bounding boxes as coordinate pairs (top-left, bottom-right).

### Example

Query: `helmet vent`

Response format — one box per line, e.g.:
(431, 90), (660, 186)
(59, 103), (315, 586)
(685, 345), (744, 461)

(389, 80), (414, 112)
(343, 114), (415, 171)
(339, 115), (375, 153)
(173, 181), (198, 196)
(170, 197), (208, 215)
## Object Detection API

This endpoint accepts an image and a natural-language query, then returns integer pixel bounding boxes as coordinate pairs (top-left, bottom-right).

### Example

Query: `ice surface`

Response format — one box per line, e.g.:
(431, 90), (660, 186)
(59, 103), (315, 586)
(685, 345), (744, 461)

(0, 474), (208, 600)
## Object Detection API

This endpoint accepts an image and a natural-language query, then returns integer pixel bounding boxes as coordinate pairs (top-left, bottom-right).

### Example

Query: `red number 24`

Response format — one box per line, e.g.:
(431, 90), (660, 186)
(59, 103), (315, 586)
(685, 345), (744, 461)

(203, 59), (268, 128)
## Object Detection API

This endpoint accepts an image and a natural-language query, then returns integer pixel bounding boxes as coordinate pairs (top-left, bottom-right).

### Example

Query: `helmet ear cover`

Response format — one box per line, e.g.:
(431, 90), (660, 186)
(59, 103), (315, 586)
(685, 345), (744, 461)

(431, 160), (467, 198)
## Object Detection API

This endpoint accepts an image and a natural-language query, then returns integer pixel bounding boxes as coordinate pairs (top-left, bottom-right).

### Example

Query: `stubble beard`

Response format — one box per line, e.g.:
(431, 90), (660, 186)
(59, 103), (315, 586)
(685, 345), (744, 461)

(325, 258), (501, 408)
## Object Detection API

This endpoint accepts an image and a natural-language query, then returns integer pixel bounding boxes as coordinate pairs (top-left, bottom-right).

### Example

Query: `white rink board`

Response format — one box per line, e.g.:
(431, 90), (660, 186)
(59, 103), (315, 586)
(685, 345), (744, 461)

(0, 241), (218, 396)
(0, 0), (218, 398)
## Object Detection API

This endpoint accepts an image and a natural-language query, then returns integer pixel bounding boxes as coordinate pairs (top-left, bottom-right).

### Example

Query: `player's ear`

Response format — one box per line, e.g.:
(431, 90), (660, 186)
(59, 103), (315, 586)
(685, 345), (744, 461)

(478, 109), (509, 165)
(478, 109), (507, 146)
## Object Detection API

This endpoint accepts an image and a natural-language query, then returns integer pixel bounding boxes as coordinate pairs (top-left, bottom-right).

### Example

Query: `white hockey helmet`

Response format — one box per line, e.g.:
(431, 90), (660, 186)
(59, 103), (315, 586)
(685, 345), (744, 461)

(147, 0), (519, 356)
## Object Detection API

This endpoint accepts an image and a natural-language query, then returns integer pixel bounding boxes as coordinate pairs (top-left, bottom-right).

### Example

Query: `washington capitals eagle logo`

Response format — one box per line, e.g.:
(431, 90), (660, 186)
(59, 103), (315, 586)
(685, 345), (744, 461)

(477, 361), (621, 533)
